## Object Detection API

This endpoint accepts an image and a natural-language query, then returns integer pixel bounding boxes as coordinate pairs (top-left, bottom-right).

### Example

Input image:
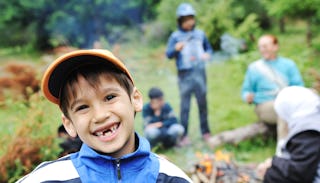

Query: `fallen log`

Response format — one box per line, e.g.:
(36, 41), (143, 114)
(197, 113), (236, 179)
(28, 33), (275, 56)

(208, 122), (270, 148)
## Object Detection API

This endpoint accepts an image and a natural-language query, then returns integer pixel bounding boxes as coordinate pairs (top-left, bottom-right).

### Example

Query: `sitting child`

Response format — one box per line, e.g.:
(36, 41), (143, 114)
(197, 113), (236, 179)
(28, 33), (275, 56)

(257, 86), (320, 183)
(143, 87), (184, 148)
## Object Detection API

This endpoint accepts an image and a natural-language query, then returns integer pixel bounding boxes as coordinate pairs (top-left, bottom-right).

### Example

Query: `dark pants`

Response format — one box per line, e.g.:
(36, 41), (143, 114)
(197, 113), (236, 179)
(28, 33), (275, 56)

(178, 67), (210, 136)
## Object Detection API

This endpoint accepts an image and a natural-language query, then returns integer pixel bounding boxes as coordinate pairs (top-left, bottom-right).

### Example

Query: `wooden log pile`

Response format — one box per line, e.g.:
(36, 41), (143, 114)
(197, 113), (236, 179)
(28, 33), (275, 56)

(189, 151), (262, 183)
(207, 122), (270, 148)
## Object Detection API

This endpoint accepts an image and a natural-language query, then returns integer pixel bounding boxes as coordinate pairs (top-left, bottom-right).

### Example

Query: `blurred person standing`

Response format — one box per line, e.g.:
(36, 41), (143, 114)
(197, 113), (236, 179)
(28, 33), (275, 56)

(241, 34), (304, 152)
(166, 3), (213, 146)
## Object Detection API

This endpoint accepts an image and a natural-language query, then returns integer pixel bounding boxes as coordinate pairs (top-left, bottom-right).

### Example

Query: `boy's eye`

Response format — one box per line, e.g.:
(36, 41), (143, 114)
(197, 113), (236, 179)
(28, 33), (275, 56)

(75, 105), (88, 112)
(105, 95), (115, 101)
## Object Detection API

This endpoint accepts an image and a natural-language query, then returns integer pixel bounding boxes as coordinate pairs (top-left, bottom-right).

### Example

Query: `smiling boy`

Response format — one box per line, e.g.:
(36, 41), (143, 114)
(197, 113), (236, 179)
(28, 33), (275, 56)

(17, 49), (192, 182)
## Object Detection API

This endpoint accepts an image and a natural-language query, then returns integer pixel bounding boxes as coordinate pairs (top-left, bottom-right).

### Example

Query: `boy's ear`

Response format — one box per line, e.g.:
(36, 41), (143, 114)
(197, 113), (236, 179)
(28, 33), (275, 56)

(132, 87), (143, 112)
(61, 114), (77, 138)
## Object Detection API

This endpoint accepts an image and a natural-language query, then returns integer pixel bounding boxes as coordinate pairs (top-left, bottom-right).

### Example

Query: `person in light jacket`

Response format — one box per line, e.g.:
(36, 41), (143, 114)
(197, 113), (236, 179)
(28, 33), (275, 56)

(166, 3), (213, 146)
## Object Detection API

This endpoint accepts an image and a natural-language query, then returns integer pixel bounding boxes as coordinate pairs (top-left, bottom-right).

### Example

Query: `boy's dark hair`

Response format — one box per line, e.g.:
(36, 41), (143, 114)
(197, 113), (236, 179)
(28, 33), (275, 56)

(148, 87), (163, 99)
(58, 124), (67, 134)
(59, 62), (134, 118)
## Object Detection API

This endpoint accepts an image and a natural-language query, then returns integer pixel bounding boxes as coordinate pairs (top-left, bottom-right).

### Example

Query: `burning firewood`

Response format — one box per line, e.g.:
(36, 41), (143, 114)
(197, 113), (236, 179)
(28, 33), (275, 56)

(189, 151), (262, 183)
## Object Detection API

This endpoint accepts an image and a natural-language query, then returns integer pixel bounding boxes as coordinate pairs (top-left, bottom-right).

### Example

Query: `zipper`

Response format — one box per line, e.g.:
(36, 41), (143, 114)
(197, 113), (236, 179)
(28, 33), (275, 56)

(115, 159), (122, 182)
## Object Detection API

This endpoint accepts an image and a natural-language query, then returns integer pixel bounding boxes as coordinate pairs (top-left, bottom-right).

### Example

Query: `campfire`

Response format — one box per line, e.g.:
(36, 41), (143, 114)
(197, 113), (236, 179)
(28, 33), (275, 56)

(189, 150), (262, 183)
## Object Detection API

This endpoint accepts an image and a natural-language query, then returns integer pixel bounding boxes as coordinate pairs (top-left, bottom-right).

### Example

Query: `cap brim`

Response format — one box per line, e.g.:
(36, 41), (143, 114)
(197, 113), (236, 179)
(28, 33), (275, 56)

(41, 49), (134, 105)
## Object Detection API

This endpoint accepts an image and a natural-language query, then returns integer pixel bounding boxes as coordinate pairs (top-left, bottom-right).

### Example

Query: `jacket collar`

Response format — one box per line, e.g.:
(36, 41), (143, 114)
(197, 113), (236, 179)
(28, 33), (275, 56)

(72, 133), (151, 174)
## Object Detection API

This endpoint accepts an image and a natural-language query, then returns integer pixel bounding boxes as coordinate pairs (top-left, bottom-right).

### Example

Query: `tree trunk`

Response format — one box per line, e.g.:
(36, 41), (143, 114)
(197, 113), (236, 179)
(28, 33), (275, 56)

(306, 18), (312, 47)
(279, 17), (285, 33)
(207, 122), (270, 148)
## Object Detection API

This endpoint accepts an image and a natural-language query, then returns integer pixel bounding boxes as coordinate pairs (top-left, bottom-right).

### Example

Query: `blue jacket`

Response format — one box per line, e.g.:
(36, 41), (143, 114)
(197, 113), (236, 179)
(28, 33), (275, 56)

(17, 134), (191, 183)
(166, 28), (213, 71)
(241, 57), (304, 104)
(142, 103), (178, 128)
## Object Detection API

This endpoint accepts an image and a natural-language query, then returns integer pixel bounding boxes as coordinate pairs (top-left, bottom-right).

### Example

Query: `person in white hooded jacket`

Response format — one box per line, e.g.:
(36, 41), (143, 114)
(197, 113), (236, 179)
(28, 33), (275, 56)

(259, 86), (320, 183)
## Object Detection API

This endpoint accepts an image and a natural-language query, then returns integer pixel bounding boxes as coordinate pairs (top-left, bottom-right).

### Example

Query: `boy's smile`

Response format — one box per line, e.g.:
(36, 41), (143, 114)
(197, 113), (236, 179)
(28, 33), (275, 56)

(93, 122), (120, 140)
(62, 74), (143, 158)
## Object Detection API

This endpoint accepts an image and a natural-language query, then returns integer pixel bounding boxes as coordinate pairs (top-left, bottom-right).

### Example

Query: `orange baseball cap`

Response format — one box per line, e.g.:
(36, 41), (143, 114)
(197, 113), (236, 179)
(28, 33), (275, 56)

(41, 49), (134, 105)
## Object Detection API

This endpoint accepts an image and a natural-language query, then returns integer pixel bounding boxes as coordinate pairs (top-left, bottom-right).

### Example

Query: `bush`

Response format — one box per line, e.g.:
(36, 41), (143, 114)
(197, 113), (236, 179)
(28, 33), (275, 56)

(0, 93), (61, 183)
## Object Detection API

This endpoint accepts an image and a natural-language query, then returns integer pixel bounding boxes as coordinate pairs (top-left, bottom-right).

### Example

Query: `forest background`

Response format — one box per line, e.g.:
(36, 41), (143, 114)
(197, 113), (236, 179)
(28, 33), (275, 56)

(1, 0), (320, 182)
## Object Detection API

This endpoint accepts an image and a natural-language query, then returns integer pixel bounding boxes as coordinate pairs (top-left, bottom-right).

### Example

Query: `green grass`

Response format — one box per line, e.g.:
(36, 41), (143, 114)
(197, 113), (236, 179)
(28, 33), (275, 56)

(125, 47), (273, 169)
(1, 24), (320, 173)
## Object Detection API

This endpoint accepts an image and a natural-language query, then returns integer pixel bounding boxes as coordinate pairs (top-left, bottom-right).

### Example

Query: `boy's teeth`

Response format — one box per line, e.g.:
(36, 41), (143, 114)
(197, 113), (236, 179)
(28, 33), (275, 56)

(103, 130), (112, 136)
(95, 123), (118, 137)
(96, 131), (103, 136)
(111, 125), (117, 132)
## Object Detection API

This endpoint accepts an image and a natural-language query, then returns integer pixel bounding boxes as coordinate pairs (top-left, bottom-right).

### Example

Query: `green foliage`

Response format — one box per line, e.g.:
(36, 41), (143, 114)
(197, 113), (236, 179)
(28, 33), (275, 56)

(155, 0), (264, 49)
(0, 0), (54, 49)
(143, 0), (195, 47)
(2, 0), (319, 50)
(262, 0), (320, 45)
(0, 94), (62, 182)
(263, 0), (320, 19)
(156, 0), (192, 33)
(0, 0), (160, 50)
(2, 1), (320, 180)
(197, 0), (234, 49)
(198, 0), (265, 49)
(7, 160), (25, 183)
(224, 136), (276, 162)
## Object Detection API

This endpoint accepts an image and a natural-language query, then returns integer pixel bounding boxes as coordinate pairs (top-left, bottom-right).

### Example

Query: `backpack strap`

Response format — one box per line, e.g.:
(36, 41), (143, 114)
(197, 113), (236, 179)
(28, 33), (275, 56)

(253, 59), (288, 95)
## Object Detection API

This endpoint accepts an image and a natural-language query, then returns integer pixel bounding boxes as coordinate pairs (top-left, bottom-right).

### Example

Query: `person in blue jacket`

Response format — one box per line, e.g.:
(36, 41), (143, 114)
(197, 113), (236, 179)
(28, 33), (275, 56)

(17, 50), (192, 183)
(143, 87), (184, 148)
(241, 34), (304, 152)
(166, 3), (213, 146)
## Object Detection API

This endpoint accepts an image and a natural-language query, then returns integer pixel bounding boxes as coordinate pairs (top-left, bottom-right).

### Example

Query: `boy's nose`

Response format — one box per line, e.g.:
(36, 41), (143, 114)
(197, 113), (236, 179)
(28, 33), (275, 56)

(91, 104), (111, 123)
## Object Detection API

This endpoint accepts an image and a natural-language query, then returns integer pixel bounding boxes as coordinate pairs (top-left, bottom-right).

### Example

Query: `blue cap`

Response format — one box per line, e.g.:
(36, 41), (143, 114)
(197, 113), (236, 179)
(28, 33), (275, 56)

(176, 3), (196, 17)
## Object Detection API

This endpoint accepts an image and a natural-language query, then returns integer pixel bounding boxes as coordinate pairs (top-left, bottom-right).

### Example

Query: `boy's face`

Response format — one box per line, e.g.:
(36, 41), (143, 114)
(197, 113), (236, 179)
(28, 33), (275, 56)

(150, 97), (164, 111)
(62, 74), (143, 158)
(181, 15), (195, 31)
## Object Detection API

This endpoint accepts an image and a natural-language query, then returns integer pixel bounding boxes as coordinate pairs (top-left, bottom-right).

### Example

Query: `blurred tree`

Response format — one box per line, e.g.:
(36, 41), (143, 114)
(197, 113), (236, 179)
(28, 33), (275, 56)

(197, 0), (235, 49)
(198, 0), (263, 49)
(0, 0), (54, 50)
(263, 0), (320, 46)
(230, 0), (270, 29)
(140, 0), (162, 20)
(156, 0), (190, 34)
(0, 0), (161, 50)
(155, 0), (264, 50)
